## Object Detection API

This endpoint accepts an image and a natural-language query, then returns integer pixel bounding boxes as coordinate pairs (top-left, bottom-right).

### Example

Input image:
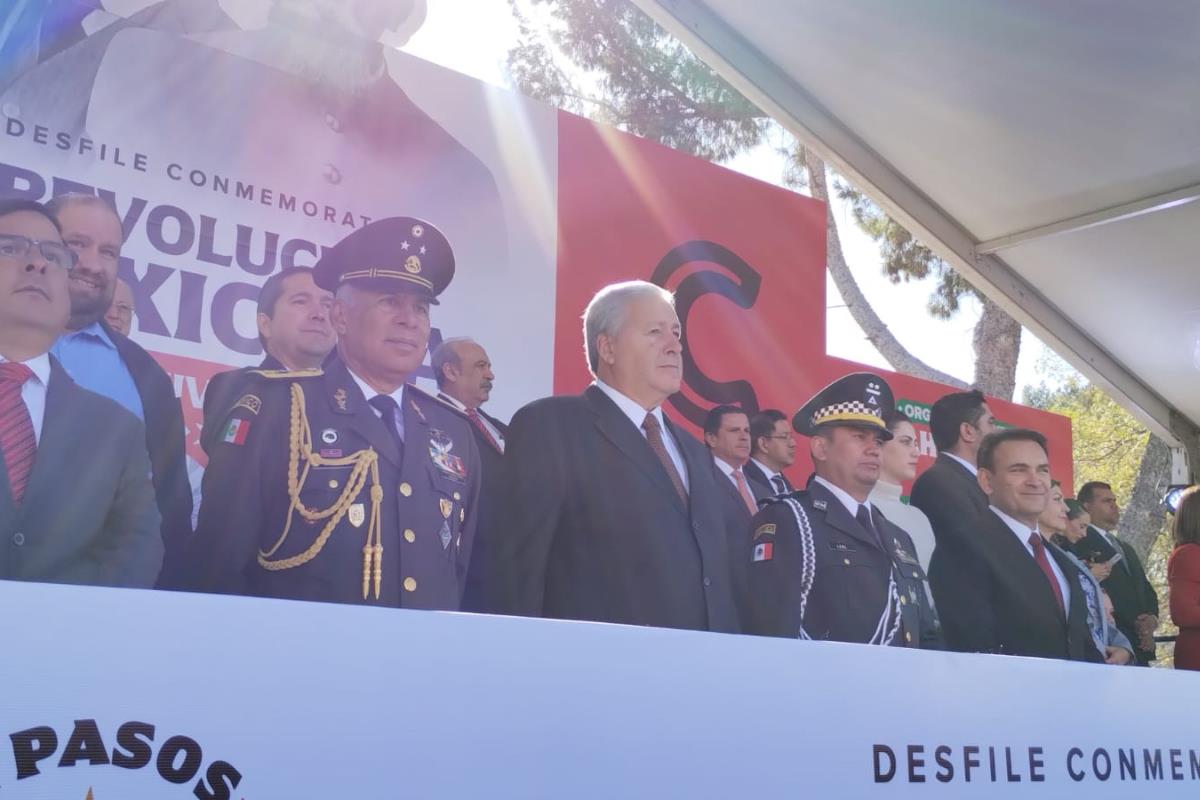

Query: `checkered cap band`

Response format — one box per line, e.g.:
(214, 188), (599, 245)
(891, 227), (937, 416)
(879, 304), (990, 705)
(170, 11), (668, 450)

(811, 400), (884, 428)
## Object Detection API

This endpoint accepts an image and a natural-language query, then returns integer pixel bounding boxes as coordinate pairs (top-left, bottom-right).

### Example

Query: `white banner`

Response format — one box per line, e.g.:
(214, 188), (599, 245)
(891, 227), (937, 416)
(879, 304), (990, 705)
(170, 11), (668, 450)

(1, 580), (1198, 798)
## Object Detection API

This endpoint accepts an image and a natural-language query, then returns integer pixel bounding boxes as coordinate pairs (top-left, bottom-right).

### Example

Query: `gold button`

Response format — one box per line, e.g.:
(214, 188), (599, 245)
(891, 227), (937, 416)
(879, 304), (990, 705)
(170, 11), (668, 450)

(453, 491), (461, 501)
(843, 558), (850, 566)
(905, 631), (912, 643)
(328, 479), (338, 489)
(403, 577), (417, 592)
(404, 529), (415, 543)
(900, 595), (907, 605)
(399, 482), (412, 497)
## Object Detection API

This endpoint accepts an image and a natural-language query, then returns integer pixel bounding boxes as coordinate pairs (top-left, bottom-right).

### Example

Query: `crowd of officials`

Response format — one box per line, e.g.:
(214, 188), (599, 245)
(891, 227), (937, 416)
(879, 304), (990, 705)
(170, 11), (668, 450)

(3, 194), (1200, 671)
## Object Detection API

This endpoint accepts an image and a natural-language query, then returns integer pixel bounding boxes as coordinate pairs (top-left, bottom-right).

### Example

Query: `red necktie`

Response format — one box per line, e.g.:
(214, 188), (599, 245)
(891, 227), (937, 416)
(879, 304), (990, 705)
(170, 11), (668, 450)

(1028, 532), (1065, 614)
(0, 363), (37, 505)
(467, 407), (501, 452)
(733, 467), (757, 513)
(642, 413), (688, 503)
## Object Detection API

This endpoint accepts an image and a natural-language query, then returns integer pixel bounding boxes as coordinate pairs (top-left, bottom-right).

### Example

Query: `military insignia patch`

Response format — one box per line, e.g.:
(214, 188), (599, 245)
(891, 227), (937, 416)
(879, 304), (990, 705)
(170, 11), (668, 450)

(320, 448), (342, 458)
(348, 503), (365, 528)
(753, 523), (777, 540)
(321, 428), (338, 444)
(813, 499), (828, 511)
(753, 542), (774, 562)
(429, 429), (467, 481)
(334, 388), (349, 412)
(412, 223), (424, 238)
(439, 498), (453, 519)
(439, 520), (452, 550)
(404, 255), (422, 274)
(232, 393), (262, 415)
(221, 418), (250, 445)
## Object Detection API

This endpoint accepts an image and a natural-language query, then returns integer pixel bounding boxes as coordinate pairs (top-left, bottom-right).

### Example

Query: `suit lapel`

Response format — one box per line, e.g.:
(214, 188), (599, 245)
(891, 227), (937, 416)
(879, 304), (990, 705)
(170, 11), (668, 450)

(22, 361), (79, 516)
(1048, 542), (1087, 632)
(324, 359), (401, 467)
(983, 511), (1065, 623)
(586, 386), (686, 515)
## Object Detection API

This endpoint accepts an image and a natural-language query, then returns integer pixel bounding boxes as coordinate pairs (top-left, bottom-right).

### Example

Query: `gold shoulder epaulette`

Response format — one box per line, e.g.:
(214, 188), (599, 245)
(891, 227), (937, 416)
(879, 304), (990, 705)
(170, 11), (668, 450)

(248, 368), (324, 379)
(407, 382), (468, 418)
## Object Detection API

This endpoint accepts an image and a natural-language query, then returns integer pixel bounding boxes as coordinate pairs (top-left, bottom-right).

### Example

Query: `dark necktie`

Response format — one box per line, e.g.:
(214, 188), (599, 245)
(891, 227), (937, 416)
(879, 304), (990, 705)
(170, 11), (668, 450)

(0, 363), (37, 505)
(1029, 533), (1065, 614)
(641, 412), (687, 503)
(770, 475), (788, 495)
(368, 395), (404, 459)
(467, 407), (502, 452)
(855, 503), (884, 549)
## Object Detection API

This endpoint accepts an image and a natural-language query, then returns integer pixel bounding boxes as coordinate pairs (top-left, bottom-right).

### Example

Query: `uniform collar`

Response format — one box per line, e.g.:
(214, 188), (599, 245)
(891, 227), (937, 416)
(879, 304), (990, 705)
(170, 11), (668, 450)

(813, 475), (871, 518)
(345, 366), (404, 409)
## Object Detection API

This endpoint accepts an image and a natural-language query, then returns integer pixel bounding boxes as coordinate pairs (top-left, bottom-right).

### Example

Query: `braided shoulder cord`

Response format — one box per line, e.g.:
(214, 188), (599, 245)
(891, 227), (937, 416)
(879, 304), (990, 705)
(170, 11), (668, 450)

(782, 496), (817, 641)
(257, 383), (386, 598)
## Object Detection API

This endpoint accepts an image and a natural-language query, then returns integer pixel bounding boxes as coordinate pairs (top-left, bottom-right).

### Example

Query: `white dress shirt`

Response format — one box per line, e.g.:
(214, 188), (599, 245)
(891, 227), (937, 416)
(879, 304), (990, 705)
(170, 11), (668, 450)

(347, 368), (405, 443)
(944, 451), (978, 477)
(990, 505), (1071, 609)
(0, 353), (50, 444)
(713, 456), (748, 490)
(438, 392), (505, 453)
(750, 457), (789, 493)
(594, 380), (689, 491)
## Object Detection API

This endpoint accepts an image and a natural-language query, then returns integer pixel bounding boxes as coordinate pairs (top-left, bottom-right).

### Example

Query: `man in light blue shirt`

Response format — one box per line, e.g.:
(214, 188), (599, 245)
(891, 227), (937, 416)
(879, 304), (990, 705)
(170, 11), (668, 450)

(47, 193), (194, 583)
(47, 193), (143, 419)
(51, 319), (143, 419)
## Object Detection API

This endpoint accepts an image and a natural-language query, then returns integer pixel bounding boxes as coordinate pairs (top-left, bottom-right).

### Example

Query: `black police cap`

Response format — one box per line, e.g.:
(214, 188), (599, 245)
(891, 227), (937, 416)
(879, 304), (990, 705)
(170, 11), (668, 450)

(313, 217), (454, 303)
(793, 372), (896, 440)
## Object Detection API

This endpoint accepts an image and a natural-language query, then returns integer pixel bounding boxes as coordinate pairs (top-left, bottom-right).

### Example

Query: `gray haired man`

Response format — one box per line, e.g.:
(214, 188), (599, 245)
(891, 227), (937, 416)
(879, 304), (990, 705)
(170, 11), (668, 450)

(465, 280), (740, 633)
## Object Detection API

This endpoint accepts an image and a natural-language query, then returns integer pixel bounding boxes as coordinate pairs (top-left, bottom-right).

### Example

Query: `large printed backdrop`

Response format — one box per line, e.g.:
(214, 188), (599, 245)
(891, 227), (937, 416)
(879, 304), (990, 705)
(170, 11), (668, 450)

(0, 5), (1071, 488)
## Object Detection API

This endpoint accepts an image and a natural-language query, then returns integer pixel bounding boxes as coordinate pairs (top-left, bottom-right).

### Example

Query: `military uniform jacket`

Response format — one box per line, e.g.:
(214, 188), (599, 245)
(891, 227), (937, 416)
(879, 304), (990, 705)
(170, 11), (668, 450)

(738, 479), (941, 648)
(185, 357), (481, 610)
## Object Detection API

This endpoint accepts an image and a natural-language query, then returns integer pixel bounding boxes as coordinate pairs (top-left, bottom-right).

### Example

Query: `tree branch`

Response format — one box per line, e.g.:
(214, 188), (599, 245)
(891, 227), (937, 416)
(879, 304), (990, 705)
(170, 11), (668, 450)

(803, 148), (967, 389)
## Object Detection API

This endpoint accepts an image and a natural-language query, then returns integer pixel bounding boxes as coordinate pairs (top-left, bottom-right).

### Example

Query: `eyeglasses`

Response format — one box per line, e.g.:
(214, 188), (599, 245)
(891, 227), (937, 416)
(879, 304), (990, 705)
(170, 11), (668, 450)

(0, 234), (78, 272)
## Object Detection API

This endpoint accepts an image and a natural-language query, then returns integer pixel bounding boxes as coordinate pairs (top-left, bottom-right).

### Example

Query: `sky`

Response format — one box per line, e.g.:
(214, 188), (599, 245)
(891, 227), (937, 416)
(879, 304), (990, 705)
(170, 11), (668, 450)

(403, 0), (1058, 398)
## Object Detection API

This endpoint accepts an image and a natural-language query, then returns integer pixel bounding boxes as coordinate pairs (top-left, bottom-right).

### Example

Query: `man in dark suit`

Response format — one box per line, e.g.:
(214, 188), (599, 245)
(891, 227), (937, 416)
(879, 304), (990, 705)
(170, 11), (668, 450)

(200, 267), (335, 454)
(745, 408), (796, 496)
(430, 337), (507, 608)
(1071, 480), (1160, 664)
(470, 281), (739, 632)
(704, 404), (769, 516)
(0, 199), (161, 587)
(910, 389), (996, 548)
(929, 429), (1101, 662)
(739, 373), (940, 649)
(187, 217), (481, 609)
(45, 193), (192, 581)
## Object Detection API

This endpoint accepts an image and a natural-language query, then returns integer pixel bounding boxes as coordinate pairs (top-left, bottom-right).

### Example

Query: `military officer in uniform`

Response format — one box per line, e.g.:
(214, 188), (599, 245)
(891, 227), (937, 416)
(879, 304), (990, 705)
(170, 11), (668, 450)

(184, 217), (481, 609)
(738, 373), (941, 649)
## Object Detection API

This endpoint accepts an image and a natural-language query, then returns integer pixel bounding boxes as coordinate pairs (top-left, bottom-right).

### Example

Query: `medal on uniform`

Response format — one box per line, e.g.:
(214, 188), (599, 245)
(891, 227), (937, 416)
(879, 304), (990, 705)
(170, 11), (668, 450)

(334, 388), (349, 411)
(439, 520), (452, 550)
(439, 498), (453, 519)
(428, 429), (467, 481)
(348, 502), (365, 528)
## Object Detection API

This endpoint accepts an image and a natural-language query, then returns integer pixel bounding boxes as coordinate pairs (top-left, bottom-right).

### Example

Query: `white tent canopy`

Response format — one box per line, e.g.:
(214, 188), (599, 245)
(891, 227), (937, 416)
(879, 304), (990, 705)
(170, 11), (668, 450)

(634, 0), (1200, 472)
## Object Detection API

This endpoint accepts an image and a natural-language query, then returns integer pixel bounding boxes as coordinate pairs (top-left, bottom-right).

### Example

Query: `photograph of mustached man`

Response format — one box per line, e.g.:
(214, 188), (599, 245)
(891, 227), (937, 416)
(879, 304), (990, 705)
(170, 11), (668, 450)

(0, 0), (508, 301)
